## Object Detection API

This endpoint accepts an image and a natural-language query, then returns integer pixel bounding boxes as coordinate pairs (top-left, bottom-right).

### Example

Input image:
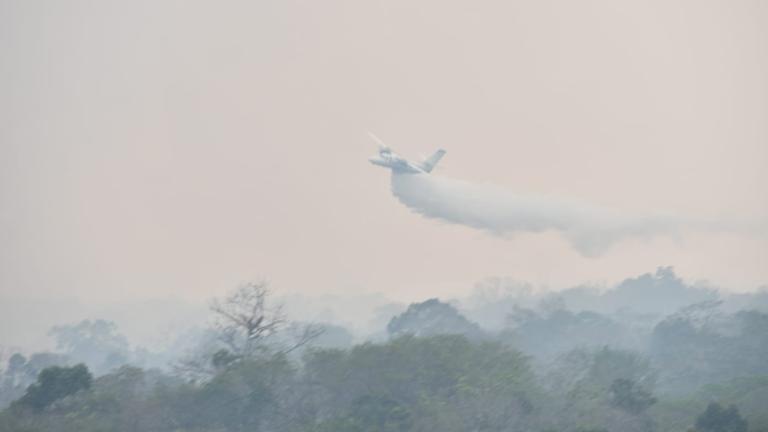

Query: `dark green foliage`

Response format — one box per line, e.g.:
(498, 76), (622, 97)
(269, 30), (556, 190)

(2, 290), (767, 432)
(651, 305), (768, 394)
(166, 354), (294, 432)
(344, 394), (413, 432)
(0, 336), (538, 431)
(14, 364), (92, 411)
(0, 331), (764, 432)
(0, 352), (72, 409)
(695, 403), (747, 432)
(547, 347), (657, 395)
(541, 347), (659, 432)
(697, 376), (768, 431)
(303, 335), (538, 432)
(610, 378), (657, 414)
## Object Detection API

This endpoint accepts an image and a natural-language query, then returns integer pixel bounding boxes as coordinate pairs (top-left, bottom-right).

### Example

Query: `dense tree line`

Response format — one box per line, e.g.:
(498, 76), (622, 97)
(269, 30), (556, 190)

(1, 270), (767, 432)
(1, 337), (762, 432)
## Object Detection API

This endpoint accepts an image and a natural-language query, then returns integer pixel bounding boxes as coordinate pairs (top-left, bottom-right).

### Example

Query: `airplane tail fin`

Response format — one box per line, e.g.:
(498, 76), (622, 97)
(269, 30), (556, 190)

(419, 149), (446, 173)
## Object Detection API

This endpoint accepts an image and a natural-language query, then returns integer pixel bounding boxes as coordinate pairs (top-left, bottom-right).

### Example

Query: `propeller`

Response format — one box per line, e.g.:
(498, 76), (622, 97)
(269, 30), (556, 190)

(367, 131), (390, 153)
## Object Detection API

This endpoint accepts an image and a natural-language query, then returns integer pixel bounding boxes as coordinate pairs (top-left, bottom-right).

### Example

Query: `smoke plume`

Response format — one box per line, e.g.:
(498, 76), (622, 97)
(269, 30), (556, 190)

(391, 173), (680, 256)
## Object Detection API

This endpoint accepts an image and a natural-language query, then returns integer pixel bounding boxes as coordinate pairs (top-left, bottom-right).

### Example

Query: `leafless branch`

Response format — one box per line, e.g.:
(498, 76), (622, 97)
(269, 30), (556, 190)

(209, 281), (288, 356)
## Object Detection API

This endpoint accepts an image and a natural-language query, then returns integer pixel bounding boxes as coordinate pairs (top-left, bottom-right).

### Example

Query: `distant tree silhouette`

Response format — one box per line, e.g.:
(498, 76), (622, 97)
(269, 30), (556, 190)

(387, 298), (484, 339)
(609, 378), (657, 414)
(695, 402), (747, 432)
(14, 364), (92, 411)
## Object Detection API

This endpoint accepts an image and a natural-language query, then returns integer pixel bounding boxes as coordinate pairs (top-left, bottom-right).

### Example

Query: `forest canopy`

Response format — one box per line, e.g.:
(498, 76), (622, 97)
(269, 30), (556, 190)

(1, 268), (767, 432)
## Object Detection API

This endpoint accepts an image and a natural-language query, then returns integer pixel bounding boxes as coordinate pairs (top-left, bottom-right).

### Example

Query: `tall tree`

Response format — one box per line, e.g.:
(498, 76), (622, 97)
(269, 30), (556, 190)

(178, 282), (322, 379)
(14, 364), (92, 411)
(210, 282), (287, 357)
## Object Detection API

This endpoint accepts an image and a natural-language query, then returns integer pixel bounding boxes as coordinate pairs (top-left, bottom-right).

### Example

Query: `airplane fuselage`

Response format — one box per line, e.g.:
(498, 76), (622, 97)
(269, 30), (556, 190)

(368, 151), (425, 174)
(367, 133), (446, 174)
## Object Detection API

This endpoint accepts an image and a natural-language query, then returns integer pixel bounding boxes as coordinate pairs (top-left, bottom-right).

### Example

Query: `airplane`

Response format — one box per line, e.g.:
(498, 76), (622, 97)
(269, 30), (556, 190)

(367, 132), (446, 174)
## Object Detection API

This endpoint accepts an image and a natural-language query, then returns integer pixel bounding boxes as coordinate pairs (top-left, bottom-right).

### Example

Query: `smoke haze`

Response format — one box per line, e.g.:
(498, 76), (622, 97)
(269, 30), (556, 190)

(1, 1), (767, 430)
(1, 0), (766, 325)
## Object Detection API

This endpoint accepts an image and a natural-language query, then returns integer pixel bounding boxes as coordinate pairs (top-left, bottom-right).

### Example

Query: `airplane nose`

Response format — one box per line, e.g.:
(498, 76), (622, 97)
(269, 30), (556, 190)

(369, 157), (386, 167)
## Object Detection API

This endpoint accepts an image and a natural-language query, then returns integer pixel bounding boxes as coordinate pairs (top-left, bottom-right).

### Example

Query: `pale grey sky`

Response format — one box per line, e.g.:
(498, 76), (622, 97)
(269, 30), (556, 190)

(1, 0), (766, 311)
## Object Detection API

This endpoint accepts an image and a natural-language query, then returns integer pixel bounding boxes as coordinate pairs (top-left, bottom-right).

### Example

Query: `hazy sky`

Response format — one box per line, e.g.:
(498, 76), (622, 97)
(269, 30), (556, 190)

(2, 0), (767, 311)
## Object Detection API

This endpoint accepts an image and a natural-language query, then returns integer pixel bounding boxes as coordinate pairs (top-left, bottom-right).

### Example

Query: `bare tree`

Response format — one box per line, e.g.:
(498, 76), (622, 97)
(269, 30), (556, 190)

(176, 282), (323, 380)
(279, 321), (326, 355)
(210, 281), (287, 357)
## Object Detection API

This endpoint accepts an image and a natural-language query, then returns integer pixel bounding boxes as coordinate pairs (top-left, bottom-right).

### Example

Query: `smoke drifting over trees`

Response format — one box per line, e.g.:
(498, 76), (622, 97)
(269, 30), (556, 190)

(2, 269), (768, 432)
